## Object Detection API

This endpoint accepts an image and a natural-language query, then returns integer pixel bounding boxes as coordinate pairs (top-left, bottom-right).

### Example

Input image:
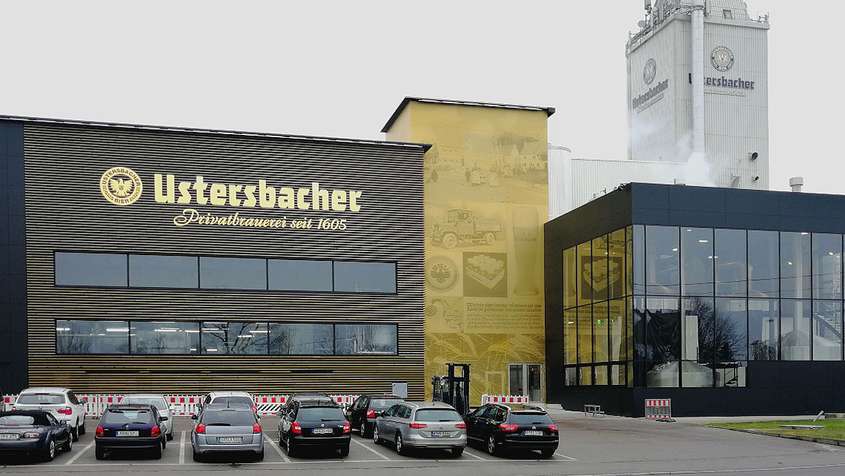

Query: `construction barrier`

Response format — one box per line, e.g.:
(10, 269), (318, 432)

(480, 394), (530, 405)
(644, 398), (672, 420)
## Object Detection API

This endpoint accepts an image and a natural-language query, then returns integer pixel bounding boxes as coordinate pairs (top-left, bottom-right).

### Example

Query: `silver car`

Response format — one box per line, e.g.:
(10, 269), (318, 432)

(373, 401), (466, 456)
(122, 394), (174, 441)
(191, 404), (264, 462)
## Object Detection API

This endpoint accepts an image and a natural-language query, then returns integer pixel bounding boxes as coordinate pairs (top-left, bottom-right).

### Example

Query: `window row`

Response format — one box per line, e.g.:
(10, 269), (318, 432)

(564, 364), (628, 387)
(55, 320), (399, 356)
(563, 227), (633, 308)
(54, 252), (397, 294)
(563, 298), (632, 365)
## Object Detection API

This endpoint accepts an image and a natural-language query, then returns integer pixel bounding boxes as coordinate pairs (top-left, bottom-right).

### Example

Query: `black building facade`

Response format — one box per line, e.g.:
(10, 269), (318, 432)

(545, 183), (845, 416)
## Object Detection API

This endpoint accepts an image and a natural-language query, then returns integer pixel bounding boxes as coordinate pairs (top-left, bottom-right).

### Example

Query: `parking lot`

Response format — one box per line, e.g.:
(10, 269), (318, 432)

(3, 413), (845, 475)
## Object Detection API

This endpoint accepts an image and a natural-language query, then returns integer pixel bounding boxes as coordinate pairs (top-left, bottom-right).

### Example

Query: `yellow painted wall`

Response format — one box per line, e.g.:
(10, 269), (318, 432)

(386, 101), (549, 404)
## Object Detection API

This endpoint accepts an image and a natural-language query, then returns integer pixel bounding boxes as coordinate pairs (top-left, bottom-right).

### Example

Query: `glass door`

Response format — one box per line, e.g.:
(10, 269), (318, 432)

(508, 364), (525, 396)
(508, 363), (544, 402)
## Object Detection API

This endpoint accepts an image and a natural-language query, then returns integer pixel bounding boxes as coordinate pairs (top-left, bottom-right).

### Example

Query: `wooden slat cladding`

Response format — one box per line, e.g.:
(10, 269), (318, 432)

(23, 123), (425, 398)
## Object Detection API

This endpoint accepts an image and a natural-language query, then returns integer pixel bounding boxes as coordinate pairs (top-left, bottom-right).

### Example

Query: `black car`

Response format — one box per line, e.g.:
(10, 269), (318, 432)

(95, 404), (166, 460)
(278, 401), (350, 457)
(346, 395), (404, 438)
(464, 404), (558, 458)
(284, 393), (335, 409)
(0, 410), (73, 461)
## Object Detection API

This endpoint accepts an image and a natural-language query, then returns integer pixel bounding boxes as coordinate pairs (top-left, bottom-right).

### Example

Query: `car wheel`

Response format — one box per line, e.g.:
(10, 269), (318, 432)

(151, 442), (162, 459)
(43, 438), (56, 462)
(71, 424), (79, 442)
(339, 445), (349, 458)
(256, 449), (264, 462)
(287, 438), (297, 457)
(166, 431), (174, 441)
(78, 420), (86, 435)
(192, 448), (201, 462)
(362, 422), (372, 438)
(540, 448), (555, 459)
(395, 433), (406, 455)
(95, 446), (106, 460)
(487, 435), (498, 456)
(451, 447), (463, 457)
(372, 425), (380, 444)
(62, 433), (73, 452)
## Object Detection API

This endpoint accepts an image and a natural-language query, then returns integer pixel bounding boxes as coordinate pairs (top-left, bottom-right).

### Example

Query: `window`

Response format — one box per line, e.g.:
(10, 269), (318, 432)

(748, 299), (778, 360)
(269, 323), (333, 355)
(611, 364), (625, 386)
(812, 234), (843, 300)
(55, 252), (127, 287)
(579, 366), (592, 386)
(563, 247), (577, 308)
(201, 321), (269, 355)
(593, 301), (608, 363)
(577, 241), (593, 305)
(723, 9), (734, 19)
(632, 297), (647, 387)
(781, 300), (811, 360)
(682, 228), (714, 296)
(333, 261), (396, 293)
(609, 299), (625, 361)
(748, 230), (779, 297)
(645, 297), (680, 387)
(130, 321), (199, 354)
(592, 235), (609, 302)
(645, 226), (680, 296)
(609, 229), (626, 299)
(564, 367), (578, 386)
(781, 232), (811, 299)
(715, 298), (748, 362)
(199, 257), (266, 290)
(681, 297), (714, 388)
(594, 365), (608, 385)
(577, 305), (592, 364)
(813, 301), (843, 361)
(715, 229), (747, 297)
(334, 324), (397, 355)
(631, 225), (645, 295)
(56, 319), (129, 354)
(129, 254), (198, 288)
(563, 308), (577, 365)
(268, 259), (332, 292)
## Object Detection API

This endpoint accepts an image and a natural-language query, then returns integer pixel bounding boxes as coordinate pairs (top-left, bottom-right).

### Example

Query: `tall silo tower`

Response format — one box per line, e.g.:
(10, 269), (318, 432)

(626, 0), (769, 188)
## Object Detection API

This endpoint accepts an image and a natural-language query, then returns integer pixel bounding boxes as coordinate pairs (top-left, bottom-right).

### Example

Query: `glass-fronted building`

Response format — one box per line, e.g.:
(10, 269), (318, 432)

(545, 183), (845, 416)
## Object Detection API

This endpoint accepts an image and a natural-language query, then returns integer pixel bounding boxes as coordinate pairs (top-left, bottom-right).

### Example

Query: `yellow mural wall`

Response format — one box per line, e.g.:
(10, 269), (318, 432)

(385, 100), (549, 403)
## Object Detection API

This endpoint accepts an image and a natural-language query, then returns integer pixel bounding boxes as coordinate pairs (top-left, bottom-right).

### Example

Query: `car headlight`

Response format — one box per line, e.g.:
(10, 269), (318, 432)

(23, 432), (41, 439)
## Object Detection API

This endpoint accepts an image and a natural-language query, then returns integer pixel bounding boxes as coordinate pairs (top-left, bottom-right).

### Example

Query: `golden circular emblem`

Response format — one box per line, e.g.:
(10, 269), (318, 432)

(100, 167), (143, 206)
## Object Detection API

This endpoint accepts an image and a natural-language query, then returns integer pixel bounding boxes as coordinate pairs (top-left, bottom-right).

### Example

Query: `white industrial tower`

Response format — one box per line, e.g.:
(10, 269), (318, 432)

(626, 0), (770, 189)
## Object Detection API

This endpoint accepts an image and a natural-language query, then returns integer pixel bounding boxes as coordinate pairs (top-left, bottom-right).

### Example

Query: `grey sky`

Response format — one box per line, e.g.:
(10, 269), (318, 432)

(1, 0), (841, 194)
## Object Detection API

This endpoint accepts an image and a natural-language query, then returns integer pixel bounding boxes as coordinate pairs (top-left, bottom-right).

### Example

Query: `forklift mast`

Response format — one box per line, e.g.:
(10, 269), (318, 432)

(431, 363), (471, 415)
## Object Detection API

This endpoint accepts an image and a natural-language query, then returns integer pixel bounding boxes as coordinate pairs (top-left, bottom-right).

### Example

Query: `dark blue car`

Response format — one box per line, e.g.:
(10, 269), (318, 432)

(95, 404), (166, 460)
(0, 410), (73, 461)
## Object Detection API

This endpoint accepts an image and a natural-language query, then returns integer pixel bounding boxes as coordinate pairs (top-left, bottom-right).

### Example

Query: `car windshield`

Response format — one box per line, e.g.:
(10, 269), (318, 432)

(414, 409), (462, 422)
(509, 412), (553, 424)
(371, 399), (403, 410)
(102, 409), (153, 425)
(297, 407), (345, 422)
(0, 415), (48, 426)
(212, 396), (253, 407)
(124, 398), (168, 411)
(17, 393), (64, 405)
(201, 410), (255, 426)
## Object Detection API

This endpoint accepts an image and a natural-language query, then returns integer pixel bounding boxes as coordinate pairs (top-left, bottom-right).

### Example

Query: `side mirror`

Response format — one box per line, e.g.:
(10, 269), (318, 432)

(190, 414), (198, 420)
(160, 416), (169, 421)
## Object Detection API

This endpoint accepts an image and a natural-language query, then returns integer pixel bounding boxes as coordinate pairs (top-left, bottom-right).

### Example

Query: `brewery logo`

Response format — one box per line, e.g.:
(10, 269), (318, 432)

(427, 255), (459, 292)
(711, 46), (735, 72)
(100, 166), (143, 206)
(643, 58), (657, 85)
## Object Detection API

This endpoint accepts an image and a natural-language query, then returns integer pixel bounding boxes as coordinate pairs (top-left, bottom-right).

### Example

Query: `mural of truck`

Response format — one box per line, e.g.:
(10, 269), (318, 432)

(432, 209), (503, 249)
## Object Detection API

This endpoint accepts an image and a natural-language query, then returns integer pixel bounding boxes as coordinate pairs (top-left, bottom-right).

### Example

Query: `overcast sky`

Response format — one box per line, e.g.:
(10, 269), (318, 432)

(1, 1), (842, 194)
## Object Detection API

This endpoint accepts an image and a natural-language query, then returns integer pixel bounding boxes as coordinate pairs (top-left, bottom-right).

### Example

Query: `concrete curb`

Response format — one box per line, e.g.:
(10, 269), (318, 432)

(726, 428), (845, 447)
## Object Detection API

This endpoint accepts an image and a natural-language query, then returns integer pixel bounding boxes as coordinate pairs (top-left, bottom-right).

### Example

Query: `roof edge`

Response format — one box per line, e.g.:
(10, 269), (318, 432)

(381, 96), (556, 133)
(0, 114), (432, 152)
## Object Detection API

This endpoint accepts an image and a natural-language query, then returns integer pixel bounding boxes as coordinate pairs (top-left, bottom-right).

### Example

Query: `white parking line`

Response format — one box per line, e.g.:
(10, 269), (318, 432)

(65, 440), (94, 465)
(264, 433), (291, 463)
(351, 437), (391, 460)
(555, 451), (577, 461)
(462, 448), (491, 461)
(178, 431), (186, 464)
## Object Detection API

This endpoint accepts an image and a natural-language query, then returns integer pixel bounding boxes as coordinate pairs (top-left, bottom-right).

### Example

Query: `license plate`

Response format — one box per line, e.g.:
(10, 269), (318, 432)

(523, 430), (544, 436)
(312, 428), (333, 435)
(116, 431), (139, 437)
(0, 434), (19, 440)
(430, 431), (450, 438)
(218, 437), (241, 444)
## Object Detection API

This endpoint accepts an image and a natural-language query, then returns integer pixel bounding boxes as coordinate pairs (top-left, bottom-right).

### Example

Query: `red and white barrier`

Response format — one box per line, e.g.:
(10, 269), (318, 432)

(480, 394), (530, 405)
(644, 398), (672, 420)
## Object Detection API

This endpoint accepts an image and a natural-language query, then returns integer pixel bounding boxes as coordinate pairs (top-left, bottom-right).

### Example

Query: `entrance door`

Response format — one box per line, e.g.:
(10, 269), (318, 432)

(508, 363), (544, 402)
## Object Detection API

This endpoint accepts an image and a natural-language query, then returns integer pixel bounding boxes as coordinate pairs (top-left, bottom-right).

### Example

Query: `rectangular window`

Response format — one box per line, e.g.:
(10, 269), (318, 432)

(130, 321), (199, 354)
(681, 297), (715, 388)
(593, 301), (609, 363)
(333, 261), (396, 293)
(564, 308), (578, 365)
(715, 298), (747, 387)
(609, 229), (626, 299)
(55, 252), (127, 287)
(748, 230), (779, 298)
(56, 320), (129, 354)
(715, 229), (747, 297)
(781, 300), (811, 360)
(592, 235), (609, 302)
(749, 299), (778, 360)
(813, 301), (843, 361)
(564, 367), (578, 386)
(335, 324), (397, 355)
(609, 298), (625, 361)
(577, 305), (592, 364)
(645, 226), (680, 296)
(781, 232), (812, 299)
(199, 257), (267, 290)
(268, 259), (332, 292)
(611, 364), (625, 386)
(579, 367), (593, 386)
(682, 228), (714, 296)
(269, 323), (333, 355)
(812, 234), (843, 300)
(129, 254), (198, 288)
(594, 365), (608, 385)
(563, 247), (577, 309)
(632, 297), (646, 387)
(201, 321), (269, 355)
(631, 225), (645, 295)
(645, 297), (680, 387)
(577, 242), (593, 305)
